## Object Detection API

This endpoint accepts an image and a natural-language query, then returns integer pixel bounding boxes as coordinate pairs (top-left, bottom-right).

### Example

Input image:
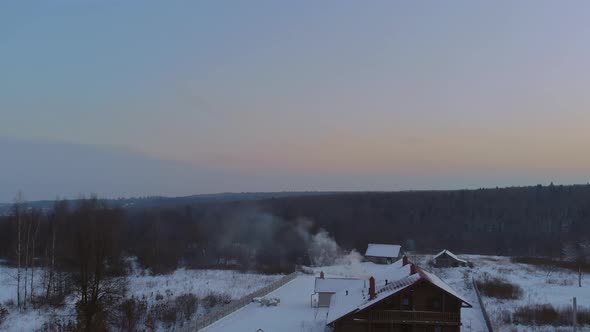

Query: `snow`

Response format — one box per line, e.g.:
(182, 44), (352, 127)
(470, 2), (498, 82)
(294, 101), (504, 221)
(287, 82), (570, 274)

(425, 254), (590, 332)
(2, 254), (589, 332)
(0, 264), (281, 332)
(0, 264), (76, 332)
(326, 273), (420, 325)
(126, 268), (281, 302)
(419, 269), (471, 306)
(326, 260), (472, 325)
(365, 243), (401, 258)
(202, 275), (329, 332)
(314, 277), (365, 293)
(202, 255), (590, 332)
(204, 258), (474, 332)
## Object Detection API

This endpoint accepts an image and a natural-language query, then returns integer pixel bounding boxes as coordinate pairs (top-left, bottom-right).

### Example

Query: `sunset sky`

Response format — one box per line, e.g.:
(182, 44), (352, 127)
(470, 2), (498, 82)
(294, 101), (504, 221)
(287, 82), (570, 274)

(2, 1), (590, 198)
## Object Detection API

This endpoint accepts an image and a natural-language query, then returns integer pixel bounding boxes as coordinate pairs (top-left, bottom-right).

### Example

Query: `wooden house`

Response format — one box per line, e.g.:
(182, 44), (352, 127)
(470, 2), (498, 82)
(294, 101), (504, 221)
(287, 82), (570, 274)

(326, 259), (471, 332)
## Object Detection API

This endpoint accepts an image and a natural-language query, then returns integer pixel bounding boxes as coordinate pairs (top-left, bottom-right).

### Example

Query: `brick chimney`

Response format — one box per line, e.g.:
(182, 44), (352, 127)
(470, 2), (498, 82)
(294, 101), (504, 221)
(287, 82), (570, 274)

(320, 271), (324, 279)
(369, 276), (376, 300)
(410, 263), (417, 275)
(402, 255), (409, 266)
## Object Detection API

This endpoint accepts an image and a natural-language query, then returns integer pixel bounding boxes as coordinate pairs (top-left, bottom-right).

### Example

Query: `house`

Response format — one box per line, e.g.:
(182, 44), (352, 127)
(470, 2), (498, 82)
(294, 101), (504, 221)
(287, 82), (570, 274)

(313, 271), (366, 307)
(432, 250), (467, 268)
(327, 257), (471, 332)
(365, 243), (402, 264)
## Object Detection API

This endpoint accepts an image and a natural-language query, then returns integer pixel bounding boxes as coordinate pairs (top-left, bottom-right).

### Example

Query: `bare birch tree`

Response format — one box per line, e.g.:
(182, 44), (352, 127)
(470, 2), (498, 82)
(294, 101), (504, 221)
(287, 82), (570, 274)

(12, 192), (25, 310)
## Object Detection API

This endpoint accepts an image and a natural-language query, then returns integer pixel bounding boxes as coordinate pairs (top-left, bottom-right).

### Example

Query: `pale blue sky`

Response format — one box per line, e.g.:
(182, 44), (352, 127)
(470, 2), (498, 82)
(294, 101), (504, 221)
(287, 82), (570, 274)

(2, 1), (590, 197)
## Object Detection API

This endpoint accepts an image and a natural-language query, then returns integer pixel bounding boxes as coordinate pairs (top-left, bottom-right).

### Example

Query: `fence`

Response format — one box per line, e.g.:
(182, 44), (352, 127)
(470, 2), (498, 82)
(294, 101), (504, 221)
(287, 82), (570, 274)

(180, 271), (298, 331)
(472, 277), (494, 332)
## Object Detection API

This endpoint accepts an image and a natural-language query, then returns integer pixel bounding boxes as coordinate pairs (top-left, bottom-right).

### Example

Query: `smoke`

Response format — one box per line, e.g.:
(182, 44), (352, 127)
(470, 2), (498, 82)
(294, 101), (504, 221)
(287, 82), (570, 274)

(307, 230), (341, 266)
(299, 222), (362, 267)
(216, 207), (361, 268)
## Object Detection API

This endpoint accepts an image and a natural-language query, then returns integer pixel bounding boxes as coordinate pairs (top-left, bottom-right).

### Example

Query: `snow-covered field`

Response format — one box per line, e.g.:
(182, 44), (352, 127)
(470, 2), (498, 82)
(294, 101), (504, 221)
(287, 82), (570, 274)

(0, 264), (74, 332)
(0, 264), (281, 332)
(2, 254), (589, 331)
(127, 268), (281, 304)
(430, 255), (590, 332)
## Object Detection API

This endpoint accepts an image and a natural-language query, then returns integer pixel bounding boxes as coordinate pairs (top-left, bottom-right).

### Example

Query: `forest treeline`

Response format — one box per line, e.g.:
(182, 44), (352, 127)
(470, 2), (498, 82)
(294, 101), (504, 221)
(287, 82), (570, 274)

(1, 183), (590, 276)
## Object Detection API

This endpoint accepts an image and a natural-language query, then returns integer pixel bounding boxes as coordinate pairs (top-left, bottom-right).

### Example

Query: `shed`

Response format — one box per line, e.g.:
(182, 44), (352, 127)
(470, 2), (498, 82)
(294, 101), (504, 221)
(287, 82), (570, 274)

(364, 243), (402, 264)
(432, 249), (468, 267)
(313, 274), (365, 307)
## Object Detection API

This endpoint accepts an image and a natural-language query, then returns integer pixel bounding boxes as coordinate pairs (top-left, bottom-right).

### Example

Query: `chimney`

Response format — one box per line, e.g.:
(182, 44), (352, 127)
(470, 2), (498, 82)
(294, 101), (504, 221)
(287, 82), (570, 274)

(320, 271), (324, 279)
(410, 264), (417, 275)
(402, 255), (409, 266)
(369, 277), (376, 300)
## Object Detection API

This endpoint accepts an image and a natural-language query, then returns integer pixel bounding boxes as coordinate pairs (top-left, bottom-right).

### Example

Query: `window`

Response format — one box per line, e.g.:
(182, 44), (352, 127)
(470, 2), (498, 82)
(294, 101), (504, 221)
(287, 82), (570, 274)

(401, 294), (412, 309)
(430, 297), (441, 310)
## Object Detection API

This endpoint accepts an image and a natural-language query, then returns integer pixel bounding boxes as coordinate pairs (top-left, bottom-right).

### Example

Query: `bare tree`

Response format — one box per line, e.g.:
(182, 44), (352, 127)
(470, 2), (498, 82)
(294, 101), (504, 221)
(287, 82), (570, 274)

(12, 192), (24, 310)
(68, 198), (127, 331)
(45, 214), (57, 301)
(22, 206), (33, 310)
(29, 209), (40, 304)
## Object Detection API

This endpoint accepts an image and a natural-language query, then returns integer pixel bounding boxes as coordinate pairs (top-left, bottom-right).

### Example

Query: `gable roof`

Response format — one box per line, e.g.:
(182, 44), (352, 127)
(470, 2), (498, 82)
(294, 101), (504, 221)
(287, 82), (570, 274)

(326, 259), (472, 325)
(365, 244), (401, 258)
(433, 249), (467, 264)
(314, 277), (366, 293)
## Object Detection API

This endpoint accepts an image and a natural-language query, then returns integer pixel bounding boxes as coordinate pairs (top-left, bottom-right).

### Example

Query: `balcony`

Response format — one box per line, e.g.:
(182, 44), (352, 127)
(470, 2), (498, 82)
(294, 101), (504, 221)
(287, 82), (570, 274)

(368, 310), (460, 325)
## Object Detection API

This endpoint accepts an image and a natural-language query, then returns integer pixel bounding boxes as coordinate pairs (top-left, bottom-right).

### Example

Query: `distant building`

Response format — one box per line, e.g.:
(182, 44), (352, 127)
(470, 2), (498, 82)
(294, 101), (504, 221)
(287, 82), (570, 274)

(313, 272), (365, 307)
(365, 244), (402, 264)
(326, 259), (472, 332)
(432, 249), (468, 268)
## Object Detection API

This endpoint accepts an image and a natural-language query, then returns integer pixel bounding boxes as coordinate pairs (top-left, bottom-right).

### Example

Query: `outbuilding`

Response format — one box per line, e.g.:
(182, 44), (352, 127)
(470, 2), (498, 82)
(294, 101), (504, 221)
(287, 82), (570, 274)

(364, 243), (402, 264)
(432, 249), (468, 267)
(313, 272), (365, 307)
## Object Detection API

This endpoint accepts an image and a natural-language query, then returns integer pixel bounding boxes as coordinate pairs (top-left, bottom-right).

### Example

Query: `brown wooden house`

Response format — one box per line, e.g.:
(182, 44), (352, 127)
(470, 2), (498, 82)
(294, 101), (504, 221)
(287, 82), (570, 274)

(326, 260), (471, 332)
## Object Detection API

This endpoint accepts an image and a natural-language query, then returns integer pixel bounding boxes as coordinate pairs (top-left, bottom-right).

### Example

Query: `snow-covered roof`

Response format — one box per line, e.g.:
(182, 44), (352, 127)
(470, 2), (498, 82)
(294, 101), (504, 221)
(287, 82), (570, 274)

(314, 277), (366, 293)
(365, 243), (401, 258)
(326, 263), (415, 325)
(372, 258), (407, 282)
(433, 249), (467, 264)
(326, 259), (472, 325)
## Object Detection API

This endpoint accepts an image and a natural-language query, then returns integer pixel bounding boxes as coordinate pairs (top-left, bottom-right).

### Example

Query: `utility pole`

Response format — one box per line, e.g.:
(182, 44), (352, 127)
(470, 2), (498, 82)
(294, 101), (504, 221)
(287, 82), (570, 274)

(573, 297), (577, 332)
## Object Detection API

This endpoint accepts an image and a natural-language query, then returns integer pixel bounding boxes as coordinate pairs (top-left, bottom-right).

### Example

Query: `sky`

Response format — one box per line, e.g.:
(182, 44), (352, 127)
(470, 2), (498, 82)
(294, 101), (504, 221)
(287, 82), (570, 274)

(1, 1), (590, 198)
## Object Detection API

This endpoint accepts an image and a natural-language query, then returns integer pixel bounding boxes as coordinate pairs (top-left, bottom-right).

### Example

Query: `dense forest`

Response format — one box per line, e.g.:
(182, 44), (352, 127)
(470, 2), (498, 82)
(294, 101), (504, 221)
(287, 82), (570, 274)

(1, 184), (589, 276)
